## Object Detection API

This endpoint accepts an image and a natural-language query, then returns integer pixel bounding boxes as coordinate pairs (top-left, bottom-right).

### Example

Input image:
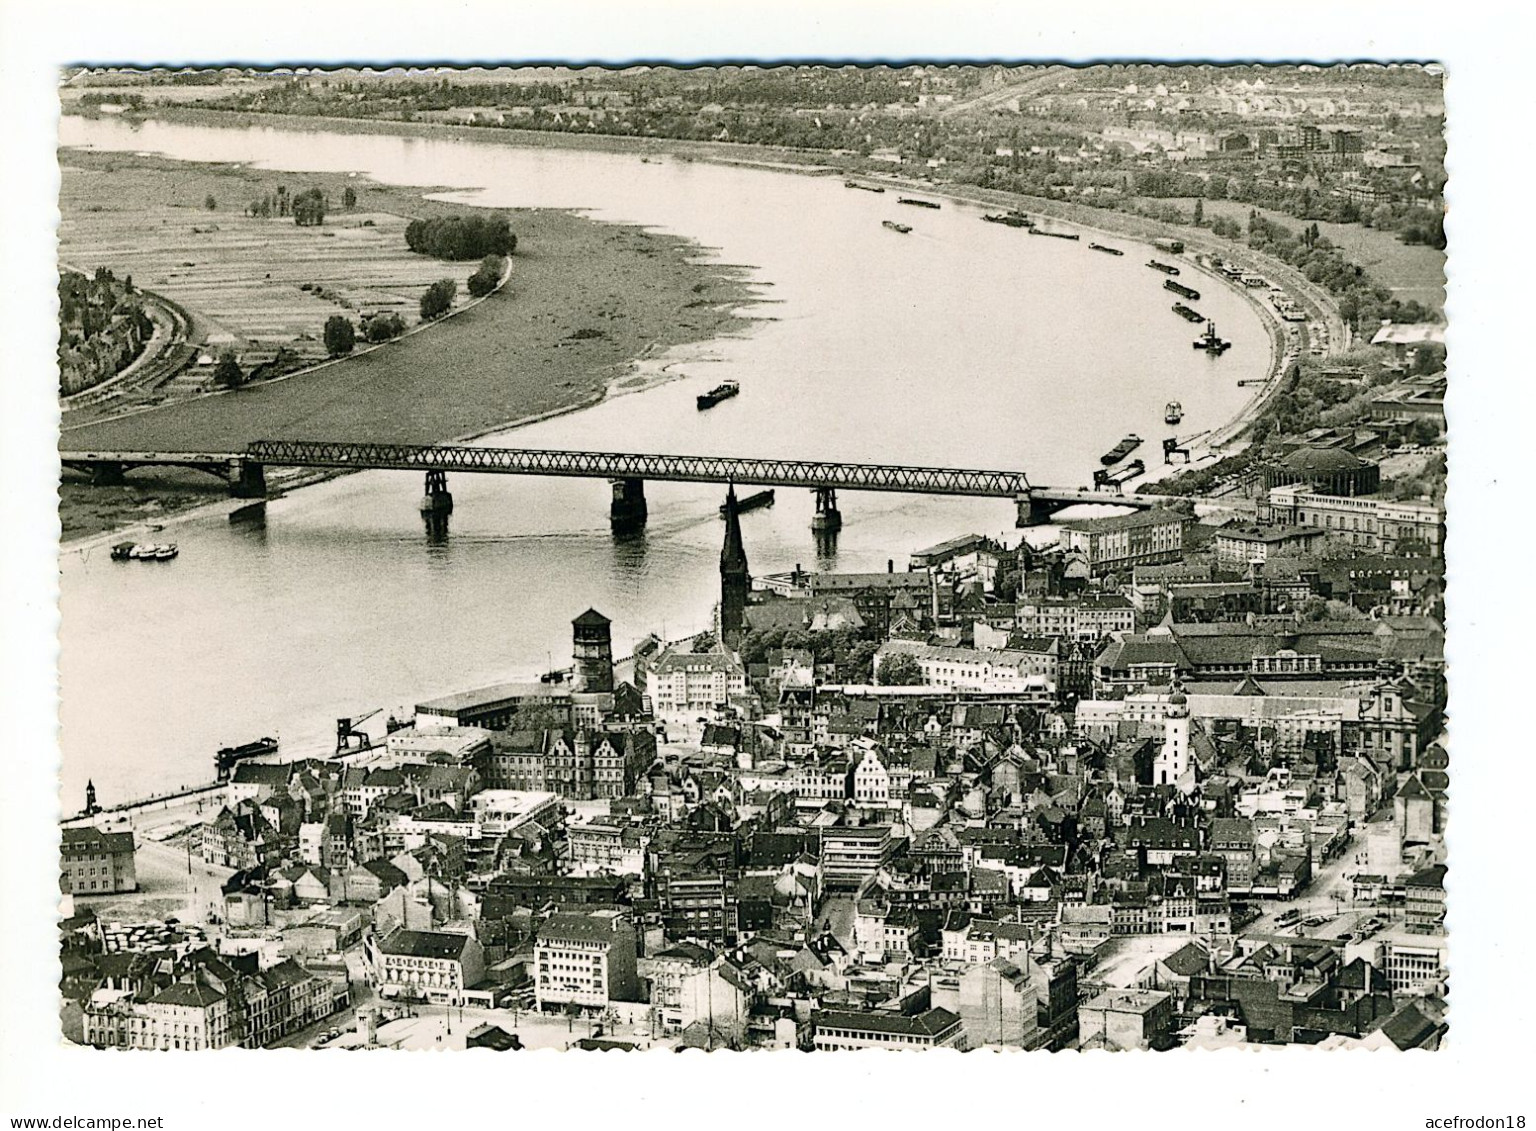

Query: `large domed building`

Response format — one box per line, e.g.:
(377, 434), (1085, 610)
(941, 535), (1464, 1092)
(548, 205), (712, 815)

(1262, 445), (1381, 497)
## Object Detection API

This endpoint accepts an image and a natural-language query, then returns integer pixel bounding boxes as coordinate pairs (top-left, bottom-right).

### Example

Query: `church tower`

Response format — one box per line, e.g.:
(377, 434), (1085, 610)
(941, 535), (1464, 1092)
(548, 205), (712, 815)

(84, 779), (99, 817)
(719, 484), (750, 651)
(1155, 685), (1191, 787)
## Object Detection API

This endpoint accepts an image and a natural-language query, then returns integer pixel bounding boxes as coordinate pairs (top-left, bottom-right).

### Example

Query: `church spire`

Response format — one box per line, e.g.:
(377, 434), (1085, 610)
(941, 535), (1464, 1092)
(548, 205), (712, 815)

(719, 483), (750, 650)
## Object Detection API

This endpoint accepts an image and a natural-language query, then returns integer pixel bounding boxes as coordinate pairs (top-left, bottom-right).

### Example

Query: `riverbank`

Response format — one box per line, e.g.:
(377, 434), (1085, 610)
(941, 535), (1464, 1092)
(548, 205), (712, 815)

(111, 106), (1318, 457)
(58, 147), (761, 543)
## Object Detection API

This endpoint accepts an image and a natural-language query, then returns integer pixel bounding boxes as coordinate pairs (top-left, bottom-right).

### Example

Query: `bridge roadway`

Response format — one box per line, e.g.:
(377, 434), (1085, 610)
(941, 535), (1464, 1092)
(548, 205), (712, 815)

(59, 440), (1153, 529)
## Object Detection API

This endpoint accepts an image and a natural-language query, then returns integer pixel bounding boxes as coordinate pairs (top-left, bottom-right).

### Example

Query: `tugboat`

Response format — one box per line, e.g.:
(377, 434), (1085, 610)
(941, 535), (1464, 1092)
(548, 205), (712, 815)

(110, 542), (137, 562)
(1089, 242), (1124, 255)
(1147, 260), (1181, 276)
(696, 380), (741, 409)
(1164, 279), (1201, 301)
(982, 210), (1033, 228)
(1100, 434), (1143, 466)
(882, 220), (913, 234)
(1164, 401), (1184, 425)
(897, 196), (941, 209)
(1171, 303), (1205, 323)
(845, 181), (886, 193)
(720, 489), (775, 516)
(1193, 321), (1232, 354)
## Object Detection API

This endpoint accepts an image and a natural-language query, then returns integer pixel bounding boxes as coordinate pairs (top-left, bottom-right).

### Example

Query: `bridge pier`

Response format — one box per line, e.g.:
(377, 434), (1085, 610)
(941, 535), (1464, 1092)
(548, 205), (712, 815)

(811, 486), (842, 534)
(419, 470), (454, 515)
(89, 462), (126, 487)
(1016, 492), (1057, 528)
(230, 459), (267, 499)
(610, 477), (648, 532)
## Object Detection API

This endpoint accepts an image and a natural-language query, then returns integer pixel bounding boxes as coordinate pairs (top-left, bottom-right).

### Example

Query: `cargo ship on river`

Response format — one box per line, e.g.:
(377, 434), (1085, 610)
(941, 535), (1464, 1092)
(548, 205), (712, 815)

(897, 196), (941, 209)
(983, 210), (1034, 228)
(1029, 227), (1080, 241)
(697, 380), (741, 409)
(215, 737), (279, 783)
(1148, 260), (1181, 276)
(720, 489), (775, 516)
(1172, 303), (1204, 323)
(845, 181), (886, 193)
(1088, 242), (1124, 255)
(1100, 434), (1143, 466)
(1164, 280), (1201, 301)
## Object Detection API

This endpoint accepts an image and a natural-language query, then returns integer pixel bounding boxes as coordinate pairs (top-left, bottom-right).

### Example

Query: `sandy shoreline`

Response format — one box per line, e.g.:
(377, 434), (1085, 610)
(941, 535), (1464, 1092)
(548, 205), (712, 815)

(57, 144), (761, 545)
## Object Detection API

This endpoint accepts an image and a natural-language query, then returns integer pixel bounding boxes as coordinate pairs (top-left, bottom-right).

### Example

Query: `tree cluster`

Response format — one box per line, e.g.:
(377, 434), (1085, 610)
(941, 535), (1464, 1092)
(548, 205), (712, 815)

(467, 255), (506, 298)
(419, 278), (458, 320)
(736, 624), (881, 685)
(323, 315), (356, 357)
(362, 312), (408, 342)
(292, 188), (327, 227)
(405, 214), (517, 261)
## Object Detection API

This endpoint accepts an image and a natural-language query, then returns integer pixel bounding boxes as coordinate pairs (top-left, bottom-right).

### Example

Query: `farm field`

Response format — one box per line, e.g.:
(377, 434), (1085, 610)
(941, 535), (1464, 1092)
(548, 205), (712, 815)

(59, 152), (483, 366)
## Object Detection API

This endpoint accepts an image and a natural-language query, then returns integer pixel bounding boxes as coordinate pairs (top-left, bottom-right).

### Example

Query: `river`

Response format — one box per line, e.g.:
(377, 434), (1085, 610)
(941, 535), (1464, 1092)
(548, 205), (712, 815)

(56, 115), (1270, 806)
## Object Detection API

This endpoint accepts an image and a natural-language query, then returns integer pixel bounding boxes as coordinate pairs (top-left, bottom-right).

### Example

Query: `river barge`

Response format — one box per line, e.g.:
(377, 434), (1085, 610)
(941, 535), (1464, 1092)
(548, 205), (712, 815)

(1088, 242), (1124, 255)
(1164, 280), (1201, 301)
(697, 381), (741, 409)
(1029, 228), (1080, 241)
(1100, 434), (1143, 466)
(1147, 260), (1181, 276)
(845, 181), (886, 193)
(897, 196), (941, 209)
(1172, 303), (1205, 323)
(982, 211), (1033, 228)
(720, 489), (775, 516)
(215, 737), (279, 783)
(1193, 322), (1232, 354)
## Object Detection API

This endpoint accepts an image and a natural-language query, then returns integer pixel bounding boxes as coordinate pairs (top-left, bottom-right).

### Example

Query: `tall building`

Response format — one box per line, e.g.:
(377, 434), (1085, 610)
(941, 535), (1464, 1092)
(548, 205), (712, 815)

(572, 608), (614, 693)
(1154, 686), (1191, 787)
(719, 485), (750, 650)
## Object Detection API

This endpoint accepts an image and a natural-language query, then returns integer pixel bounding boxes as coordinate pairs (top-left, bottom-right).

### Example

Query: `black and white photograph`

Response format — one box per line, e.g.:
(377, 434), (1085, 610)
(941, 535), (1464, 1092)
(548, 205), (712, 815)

(1, 3), (1530, 1128)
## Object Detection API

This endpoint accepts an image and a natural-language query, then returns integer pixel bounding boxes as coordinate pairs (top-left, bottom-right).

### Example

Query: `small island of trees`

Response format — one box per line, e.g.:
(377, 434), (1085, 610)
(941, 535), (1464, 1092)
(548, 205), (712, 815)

(405, 213), (517, 261)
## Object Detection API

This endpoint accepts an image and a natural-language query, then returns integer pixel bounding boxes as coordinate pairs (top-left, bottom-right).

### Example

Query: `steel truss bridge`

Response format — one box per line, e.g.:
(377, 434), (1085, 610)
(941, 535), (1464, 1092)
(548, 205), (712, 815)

(60, 440), (1155, 528)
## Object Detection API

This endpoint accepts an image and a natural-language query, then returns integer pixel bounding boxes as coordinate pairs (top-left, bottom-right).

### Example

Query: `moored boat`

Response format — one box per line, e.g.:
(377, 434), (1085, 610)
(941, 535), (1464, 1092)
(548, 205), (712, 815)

(882, 220), (913, 234)
(1147, 260), (1181, 276)
(982, 211), (1032, 228)
(897, 196), (941, 209)
(1164, 401), (1184, 425)
(845, 181), (886, 193)
(110, 542), (137, 562)
(1164, 279), (1201, 301)
(152, 543), (179, 561)
(215, 736), (280, 782)
(1029, 228), (1080, 240)
(697, 380), (741, 409)
(1100, 434), (1143, 466)
(1088, 242), (1124, 255)
(1172, 303), (1205, 323)
(127, 543), (156, 560)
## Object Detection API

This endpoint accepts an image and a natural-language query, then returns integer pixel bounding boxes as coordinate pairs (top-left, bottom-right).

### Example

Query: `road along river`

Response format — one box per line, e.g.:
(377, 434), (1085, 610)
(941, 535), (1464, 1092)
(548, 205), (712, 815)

(57, 114), (1272, 805)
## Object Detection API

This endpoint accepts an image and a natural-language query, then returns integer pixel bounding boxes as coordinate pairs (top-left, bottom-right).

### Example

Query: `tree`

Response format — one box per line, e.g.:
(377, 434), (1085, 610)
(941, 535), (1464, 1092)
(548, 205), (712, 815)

(342, 185), (357, 210)
(323, 315), (356, 357)
(877, 651), (924, 686)
(213, 350), (244, 389)
(467, 254), (505, 298)
(204, 194), (217, 211)
(363, 312), (407, 342)
(1193, 197), (1204, 226)
(419, 278), (457, 320)
(292, 187), (326, 227)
